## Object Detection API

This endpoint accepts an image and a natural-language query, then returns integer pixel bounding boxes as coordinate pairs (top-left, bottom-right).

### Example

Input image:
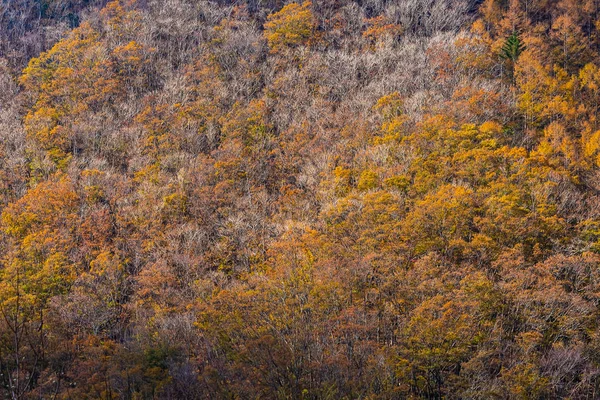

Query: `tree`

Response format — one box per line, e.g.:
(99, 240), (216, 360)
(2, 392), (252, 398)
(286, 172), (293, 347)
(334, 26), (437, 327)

(0, 174), (79, 399)
(500, 32), (526, 63)
(500, 31), (526, 80)
(264, 1), (315, 54)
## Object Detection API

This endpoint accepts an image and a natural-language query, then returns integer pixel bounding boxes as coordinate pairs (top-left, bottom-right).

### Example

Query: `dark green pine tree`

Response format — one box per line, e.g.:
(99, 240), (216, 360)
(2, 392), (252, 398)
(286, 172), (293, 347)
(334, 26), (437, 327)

(500, 32), (526, 62)
(500, 32), (526, 81)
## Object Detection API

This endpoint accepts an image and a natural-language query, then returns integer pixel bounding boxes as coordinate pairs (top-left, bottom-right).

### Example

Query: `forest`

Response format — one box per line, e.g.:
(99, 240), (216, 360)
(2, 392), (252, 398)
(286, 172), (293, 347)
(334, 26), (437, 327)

(1, 0), (600, 398)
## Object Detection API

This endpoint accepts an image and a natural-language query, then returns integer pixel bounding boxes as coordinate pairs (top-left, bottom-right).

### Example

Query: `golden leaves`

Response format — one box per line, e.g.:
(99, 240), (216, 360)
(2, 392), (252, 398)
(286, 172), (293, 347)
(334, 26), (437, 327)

(264, 2), (315, 54)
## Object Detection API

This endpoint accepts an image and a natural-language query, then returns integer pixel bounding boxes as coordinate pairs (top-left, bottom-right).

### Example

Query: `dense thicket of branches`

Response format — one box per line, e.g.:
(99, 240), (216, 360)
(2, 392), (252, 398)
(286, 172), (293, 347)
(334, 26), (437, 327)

(1, 0), (600, 398)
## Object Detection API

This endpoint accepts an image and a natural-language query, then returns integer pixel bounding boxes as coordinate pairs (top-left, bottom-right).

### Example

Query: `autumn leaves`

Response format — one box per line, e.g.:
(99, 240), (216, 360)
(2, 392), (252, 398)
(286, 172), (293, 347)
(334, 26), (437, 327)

(1, 0), (600, 398)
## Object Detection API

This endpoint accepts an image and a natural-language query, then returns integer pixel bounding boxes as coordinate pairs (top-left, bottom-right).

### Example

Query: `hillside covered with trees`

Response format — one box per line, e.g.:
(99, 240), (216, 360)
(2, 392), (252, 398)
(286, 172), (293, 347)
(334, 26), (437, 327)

(1, 0), (600, 398)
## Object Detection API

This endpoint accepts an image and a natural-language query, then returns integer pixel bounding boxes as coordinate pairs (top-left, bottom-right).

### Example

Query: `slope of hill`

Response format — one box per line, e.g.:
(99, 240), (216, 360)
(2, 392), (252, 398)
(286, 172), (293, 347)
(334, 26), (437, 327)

(1, 0), (600, 398)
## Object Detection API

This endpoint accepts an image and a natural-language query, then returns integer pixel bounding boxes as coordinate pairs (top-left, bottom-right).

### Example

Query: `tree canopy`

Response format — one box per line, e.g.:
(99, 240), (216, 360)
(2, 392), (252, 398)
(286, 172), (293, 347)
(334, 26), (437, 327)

(1, 0), (600, 398)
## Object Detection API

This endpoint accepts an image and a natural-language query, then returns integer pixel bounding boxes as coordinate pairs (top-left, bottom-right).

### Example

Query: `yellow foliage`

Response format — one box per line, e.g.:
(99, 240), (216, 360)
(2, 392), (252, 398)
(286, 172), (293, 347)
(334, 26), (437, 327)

(357, 170), (379, 191)
(0, 174), (80, 314)
(583, 130), (600, 167)
(333, 166), (354, 196)
(264, 2), (315, 53)
(384, 175), (410, 192)
(579, 63), (600, 91)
